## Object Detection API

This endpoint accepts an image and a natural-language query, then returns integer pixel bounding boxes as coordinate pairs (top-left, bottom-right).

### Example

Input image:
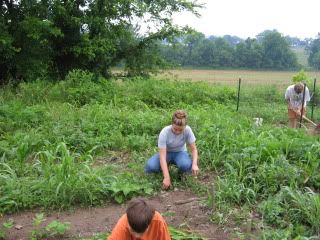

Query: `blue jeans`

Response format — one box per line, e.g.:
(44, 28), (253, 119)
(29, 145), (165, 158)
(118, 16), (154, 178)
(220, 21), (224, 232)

(144, 151), (192, 173)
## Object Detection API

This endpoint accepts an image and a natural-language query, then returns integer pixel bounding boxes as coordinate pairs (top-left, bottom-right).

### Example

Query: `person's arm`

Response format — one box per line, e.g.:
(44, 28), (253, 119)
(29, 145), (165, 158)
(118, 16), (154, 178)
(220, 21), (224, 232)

(286, 97), (300, 112)
(159, 148), (170, 189)
(285, 88), (292, 109)
(287, 99), (291, 108)
(305, 87), (311, 105)
(188, 143), (199, 176)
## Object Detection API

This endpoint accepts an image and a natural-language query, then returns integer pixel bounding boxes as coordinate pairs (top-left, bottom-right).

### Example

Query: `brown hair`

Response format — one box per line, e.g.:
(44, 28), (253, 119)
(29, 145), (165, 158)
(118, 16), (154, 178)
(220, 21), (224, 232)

(126, 199), (155, 233)
(294, 82), (304, 94)
(172, 110), (187, 126)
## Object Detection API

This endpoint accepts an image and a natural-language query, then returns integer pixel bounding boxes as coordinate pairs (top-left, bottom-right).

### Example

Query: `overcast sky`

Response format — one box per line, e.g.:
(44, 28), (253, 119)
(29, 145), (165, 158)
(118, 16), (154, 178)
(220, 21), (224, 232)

(172, 0), (320, 39)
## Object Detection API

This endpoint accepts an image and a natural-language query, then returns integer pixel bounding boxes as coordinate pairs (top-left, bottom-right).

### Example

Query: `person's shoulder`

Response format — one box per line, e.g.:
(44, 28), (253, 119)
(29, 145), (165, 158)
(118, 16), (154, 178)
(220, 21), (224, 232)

(153, 211), (166, 222)
(185, 125), (193, 132)
(160, 125), (171, 133)
(108, 214), (128, 240)
(154, 211), (162, 217)
(285, 85), (294, 93)
(118, 213), (128, 223)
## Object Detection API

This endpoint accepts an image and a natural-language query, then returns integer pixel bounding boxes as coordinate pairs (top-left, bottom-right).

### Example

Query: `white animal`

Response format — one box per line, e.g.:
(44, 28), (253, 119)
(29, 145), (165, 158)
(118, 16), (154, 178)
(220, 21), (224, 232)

(253, 117), (263, 127)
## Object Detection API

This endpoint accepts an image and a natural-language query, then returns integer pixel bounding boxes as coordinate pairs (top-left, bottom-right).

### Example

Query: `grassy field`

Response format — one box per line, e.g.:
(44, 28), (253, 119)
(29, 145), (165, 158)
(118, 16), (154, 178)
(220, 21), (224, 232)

(158, 69), (320, 87)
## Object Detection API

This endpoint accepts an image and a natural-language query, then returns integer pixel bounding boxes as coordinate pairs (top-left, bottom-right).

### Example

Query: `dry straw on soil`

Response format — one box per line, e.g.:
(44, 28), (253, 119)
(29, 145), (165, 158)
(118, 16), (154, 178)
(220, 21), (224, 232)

(158, 69), (320, 87)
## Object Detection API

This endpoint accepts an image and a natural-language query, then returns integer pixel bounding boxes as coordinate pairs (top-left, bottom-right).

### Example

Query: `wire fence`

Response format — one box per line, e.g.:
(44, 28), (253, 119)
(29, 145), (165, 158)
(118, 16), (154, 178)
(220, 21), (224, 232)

(159, 69), (320, 125)
(235, 77), (319, 127)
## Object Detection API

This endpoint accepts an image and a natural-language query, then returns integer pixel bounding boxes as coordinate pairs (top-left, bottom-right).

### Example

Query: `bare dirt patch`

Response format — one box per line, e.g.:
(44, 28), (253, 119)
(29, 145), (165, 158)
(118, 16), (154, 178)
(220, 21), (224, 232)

(1, 189), (229, 240)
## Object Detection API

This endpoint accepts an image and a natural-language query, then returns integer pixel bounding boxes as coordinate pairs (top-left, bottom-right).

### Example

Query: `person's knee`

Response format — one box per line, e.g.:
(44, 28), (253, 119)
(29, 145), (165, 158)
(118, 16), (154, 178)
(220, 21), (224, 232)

(145, 162), (160, 173)
(178, 164), (191, 172)
(145, 155), (161, 173)
(145, 166), (160, 173)
(177, 161), (192, 172)
(175, 152), (192, 172)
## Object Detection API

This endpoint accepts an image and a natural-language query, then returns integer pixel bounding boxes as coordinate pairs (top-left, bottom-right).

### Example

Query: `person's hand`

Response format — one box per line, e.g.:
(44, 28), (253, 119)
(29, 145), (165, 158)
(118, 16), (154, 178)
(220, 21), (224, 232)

(162, 177), (171, 190)
(294, 109), (301, 115)
(192, 164), (199, 176)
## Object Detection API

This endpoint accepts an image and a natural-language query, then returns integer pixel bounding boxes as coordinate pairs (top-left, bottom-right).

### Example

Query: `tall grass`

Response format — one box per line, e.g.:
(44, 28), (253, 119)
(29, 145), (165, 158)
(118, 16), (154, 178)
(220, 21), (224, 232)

(0, 141), (153, 213)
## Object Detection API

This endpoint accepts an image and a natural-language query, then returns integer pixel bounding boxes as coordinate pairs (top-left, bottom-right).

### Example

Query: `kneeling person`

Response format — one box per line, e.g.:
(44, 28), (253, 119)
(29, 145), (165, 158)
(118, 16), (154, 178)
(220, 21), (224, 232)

(145, 110), (199, 190)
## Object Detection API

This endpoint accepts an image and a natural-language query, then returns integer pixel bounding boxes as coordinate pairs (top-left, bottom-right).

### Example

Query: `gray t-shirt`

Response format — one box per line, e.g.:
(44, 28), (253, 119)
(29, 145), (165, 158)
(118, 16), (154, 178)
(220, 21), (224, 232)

(285, 84), (310, 108)
(158, 125), (196, 152)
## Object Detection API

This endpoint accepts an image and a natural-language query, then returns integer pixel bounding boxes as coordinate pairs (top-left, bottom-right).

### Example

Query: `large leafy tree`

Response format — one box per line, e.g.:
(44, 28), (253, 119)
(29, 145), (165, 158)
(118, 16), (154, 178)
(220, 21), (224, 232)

(181, 31), (205, 65)
(260, 30), (298, 69)
(235, 38), (263, 68)
(211, 37), (234, 67)
(308, 35), (320, 70)
(196, 38), (215, 66)
(1, 0), (63, 82)
(0, 0), (201, 83)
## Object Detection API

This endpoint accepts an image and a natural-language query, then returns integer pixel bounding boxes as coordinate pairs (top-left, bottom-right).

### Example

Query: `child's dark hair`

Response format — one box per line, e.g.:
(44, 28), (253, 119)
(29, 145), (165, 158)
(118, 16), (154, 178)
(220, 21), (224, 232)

(127, 199), (155, 233)
(172, 110), (187, 126)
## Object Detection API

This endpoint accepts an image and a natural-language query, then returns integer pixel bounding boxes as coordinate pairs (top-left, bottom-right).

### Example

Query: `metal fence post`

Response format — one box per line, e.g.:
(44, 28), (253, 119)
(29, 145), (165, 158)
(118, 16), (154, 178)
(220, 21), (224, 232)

(236, 78), (241, 111)
(311, 78), (316, 120)
(299, 83), (307, 128)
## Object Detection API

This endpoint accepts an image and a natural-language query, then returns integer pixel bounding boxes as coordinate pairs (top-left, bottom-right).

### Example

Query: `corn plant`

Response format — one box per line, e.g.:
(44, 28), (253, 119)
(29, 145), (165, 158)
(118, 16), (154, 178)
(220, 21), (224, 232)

(284, 187), (320, 235)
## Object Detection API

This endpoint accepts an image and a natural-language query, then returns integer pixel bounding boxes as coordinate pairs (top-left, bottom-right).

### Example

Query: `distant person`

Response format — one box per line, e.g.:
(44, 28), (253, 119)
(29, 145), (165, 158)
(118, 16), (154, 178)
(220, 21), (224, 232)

(145, 110), (199, 190)
(108, 199), (171, 240)
(285, 82), (311, 128)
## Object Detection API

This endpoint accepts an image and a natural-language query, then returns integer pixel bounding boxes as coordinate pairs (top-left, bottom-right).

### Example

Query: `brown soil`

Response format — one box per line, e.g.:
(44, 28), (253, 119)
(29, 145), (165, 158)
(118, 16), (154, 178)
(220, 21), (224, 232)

(1, 189), (230, 240)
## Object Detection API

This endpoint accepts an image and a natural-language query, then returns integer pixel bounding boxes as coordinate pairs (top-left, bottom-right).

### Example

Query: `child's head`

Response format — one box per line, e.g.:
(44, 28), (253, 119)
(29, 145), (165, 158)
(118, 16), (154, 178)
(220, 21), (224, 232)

(126, 199), (155, 236)
(294, 82), (304, 94)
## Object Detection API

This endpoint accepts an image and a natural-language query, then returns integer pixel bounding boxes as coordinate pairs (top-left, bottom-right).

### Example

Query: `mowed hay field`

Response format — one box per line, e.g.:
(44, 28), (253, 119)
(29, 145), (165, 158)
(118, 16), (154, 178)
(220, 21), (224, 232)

(158, 69), (320, 86)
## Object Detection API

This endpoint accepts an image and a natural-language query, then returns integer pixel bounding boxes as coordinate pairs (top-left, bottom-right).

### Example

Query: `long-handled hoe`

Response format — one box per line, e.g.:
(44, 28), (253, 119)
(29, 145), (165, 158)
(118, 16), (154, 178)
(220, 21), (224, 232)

(300, 115), (320, 130)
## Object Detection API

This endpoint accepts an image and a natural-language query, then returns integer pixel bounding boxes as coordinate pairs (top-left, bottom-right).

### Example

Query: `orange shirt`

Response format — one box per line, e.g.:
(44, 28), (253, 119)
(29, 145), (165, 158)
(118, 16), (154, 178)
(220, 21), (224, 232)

(108, 211), (171, 240)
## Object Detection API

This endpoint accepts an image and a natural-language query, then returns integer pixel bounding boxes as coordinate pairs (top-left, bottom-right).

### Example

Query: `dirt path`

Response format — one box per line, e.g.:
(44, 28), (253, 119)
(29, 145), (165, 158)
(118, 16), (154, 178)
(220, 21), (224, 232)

(2, 189), (229, 240)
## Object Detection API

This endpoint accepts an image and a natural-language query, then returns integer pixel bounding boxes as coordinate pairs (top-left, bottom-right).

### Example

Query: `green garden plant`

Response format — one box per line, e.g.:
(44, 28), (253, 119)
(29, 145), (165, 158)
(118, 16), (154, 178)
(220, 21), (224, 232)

(0, 219), (13, 240)
(292, 69), (313, 87)
(169, 227), (206, 240)
(30, 213), (70, 240)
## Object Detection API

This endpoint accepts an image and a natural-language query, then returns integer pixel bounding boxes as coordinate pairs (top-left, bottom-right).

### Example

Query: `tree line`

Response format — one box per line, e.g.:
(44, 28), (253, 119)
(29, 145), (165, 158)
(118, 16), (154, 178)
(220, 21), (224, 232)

(1, 0), (320, 84)
(159, 30), (320, 70)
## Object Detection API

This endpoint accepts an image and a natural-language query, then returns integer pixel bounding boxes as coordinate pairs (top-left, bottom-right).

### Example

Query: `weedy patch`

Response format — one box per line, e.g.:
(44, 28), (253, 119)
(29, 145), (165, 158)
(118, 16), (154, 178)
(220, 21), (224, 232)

(0, 219), (13, 240)
(169, 227), (206, 240)
(1, 77), (320, 238)
(30, 213), (70, 240)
